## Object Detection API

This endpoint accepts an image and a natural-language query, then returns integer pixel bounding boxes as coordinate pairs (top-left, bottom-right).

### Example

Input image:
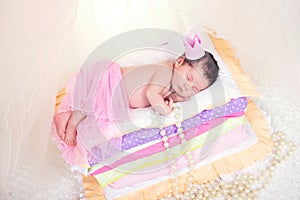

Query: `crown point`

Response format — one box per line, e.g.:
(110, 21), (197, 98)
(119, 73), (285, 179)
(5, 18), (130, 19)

(183, 33), (205, 60)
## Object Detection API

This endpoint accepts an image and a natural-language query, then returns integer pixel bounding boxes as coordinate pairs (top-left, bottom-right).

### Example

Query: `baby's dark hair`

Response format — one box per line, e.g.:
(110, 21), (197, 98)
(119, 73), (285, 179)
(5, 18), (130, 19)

(182, 51), (219, 87)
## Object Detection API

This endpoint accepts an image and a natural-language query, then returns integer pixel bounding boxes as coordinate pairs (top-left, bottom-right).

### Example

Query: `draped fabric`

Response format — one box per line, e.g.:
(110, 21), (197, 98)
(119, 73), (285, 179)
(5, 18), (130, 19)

(0, 0), (299, 199)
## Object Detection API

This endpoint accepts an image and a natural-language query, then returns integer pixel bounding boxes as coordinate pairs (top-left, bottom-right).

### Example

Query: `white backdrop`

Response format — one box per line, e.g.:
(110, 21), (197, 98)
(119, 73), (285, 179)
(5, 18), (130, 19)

(0, 0), (299, 199)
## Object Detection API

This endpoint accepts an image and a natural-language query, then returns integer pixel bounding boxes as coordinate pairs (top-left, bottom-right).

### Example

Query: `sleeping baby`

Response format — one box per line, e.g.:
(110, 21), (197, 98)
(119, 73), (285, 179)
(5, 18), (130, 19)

(53, 34), (219, 146)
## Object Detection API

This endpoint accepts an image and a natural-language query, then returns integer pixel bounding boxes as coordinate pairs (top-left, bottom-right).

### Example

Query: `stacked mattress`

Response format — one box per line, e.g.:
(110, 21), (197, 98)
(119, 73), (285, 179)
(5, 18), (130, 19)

(52, 28), (274, 200)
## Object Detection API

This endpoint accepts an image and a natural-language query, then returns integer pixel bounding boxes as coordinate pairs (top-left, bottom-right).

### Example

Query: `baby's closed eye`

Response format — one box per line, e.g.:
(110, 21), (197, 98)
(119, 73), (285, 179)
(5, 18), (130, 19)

(187, 72), (193, 81)
(192, 86), (198, 93)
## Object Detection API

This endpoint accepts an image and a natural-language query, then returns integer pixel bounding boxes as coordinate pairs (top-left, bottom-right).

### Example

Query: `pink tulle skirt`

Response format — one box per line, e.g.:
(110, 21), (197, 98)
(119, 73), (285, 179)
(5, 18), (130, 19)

(51, 59), (130, 167)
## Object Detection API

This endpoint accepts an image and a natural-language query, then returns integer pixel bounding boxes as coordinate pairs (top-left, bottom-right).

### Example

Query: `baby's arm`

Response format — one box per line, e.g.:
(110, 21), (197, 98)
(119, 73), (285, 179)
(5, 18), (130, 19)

(146, 68), (174, 116)
(147, 85), (173, 116)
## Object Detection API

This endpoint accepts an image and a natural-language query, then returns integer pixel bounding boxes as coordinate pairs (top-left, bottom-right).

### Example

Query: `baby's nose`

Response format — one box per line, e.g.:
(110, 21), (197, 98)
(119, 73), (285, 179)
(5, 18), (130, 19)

(183, 82), (192, 91)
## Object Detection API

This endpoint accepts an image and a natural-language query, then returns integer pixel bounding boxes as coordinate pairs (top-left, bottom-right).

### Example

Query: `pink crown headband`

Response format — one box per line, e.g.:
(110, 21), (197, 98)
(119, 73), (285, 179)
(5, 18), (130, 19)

(183, 33), (205, 60)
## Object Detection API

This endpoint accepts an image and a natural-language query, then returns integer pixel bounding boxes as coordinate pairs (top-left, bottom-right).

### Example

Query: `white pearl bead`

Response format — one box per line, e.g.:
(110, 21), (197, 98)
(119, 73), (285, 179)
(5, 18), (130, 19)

(211, 190), (216, 195)
(288, 141), (294, 146)
(177, 127), (183, 133)
(164, 142), (169, 148)
(179, 133), (185, 139)
(223, 189), (228, 194)
(162, 136), (168, 142)
(174, 114), (180, 119)
(277, 145), (282, 150)
(160, 129), (166, 136)
(242, 174), (249, 179)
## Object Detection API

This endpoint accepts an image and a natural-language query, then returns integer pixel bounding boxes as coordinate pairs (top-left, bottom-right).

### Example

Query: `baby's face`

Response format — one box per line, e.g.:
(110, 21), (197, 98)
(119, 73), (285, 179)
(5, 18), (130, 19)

(171, 57), (208, 98)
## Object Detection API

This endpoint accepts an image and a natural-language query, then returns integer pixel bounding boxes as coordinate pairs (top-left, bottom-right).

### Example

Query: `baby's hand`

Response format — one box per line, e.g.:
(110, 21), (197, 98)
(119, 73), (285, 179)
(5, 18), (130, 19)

(152, 98), (174, 116)
(165, 98), (174, 110)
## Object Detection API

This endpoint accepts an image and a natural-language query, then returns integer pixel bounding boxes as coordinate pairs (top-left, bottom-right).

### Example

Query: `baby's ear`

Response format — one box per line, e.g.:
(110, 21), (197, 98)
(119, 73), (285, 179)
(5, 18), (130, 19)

(176, 56), (185, 66)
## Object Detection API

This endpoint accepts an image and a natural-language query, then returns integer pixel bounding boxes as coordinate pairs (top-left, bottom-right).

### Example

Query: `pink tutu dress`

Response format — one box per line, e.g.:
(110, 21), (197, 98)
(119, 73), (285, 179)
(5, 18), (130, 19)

(51, 59), (131, 168)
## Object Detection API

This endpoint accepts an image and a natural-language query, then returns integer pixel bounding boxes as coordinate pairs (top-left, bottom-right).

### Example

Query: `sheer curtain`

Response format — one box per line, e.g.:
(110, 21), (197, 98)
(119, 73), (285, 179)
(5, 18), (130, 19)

(0, 0), (299, 199)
